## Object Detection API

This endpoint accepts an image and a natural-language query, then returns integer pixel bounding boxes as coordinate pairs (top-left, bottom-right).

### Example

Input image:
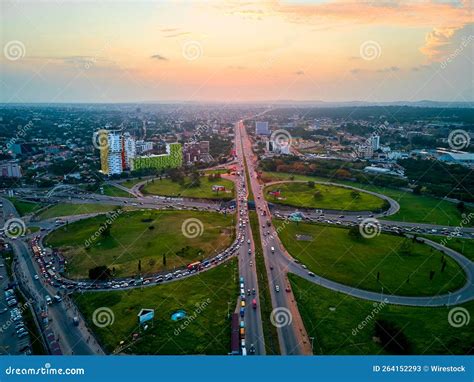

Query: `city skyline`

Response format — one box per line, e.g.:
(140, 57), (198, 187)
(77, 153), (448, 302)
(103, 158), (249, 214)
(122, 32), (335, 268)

(1, 0), (473, 103)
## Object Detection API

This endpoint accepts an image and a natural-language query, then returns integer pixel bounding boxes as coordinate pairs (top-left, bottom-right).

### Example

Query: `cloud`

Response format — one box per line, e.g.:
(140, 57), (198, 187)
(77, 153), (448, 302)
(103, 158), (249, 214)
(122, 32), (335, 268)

(150, 54), (168, 61)
(376, 66), (400, 73)
(224, 0), (471, 29)
(420, 23), (473, 61)
(164, 32), (191, 38)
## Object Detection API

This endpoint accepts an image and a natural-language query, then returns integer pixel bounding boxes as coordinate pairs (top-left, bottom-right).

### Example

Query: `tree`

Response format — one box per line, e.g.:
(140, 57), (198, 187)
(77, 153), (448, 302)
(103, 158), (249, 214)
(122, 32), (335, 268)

(88, 266), (112, 281)
(189, 171), (201, 188)
(163, 253), (167, 267)
(313, 190), (323, 200)
(348, 225), (362, 240)
(100, 223), (111, 238)
(374, 319), (411, 354)
(138, 259), (142, 272)
(148, 258), (156, 268)
(307, 181), (315, 188)
(413, 184), (422, 195)
(350, 190), (360, 199)
(457, 201), (466, 213)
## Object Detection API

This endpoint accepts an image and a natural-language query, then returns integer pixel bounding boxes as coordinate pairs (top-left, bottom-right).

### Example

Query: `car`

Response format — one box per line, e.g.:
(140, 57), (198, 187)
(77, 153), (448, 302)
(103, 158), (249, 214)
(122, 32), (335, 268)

(308, 272), (315, 277)
(285, 286), (291, 293)
(33, 274), (39, 280)
(18, 331), (29, 339)
(247, 289), (251, 296)
(275, 285), (280, 292)
(0, 308), (7, 314)
(252, 288), (256, 295)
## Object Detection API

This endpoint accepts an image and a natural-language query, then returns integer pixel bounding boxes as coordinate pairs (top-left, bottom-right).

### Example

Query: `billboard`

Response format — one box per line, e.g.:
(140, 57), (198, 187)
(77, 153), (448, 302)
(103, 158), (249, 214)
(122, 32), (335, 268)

(138, 309), (155, 325)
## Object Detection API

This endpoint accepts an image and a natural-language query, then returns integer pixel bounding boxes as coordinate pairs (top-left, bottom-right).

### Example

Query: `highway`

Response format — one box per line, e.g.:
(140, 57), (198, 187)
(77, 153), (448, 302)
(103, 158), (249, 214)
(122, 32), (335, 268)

(237, 121), (312, 355)
(233, 123), (266, 355)
(0, 198), (103, 355)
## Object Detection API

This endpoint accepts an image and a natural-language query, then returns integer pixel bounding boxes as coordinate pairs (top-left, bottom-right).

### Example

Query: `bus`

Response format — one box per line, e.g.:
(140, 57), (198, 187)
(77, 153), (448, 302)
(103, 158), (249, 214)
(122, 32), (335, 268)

(187, 261), (201, 271)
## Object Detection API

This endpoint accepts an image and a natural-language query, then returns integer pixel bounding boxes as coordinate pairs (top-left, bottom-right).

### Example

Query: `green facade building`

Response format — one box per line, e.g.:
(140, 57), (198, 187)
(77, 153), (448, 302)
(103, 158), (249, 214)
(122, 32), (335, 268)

(132, 143), (182, 171)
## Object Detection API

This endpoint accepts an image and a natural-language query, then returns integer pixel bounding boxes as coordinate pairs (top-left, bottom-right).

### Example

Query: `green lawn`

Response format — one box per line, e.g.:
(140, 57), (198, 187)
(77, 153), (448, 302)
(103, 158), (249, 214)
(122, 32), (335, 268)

(421, 235), (474, 263)
(38, 203), (116, 220)
(275, 220), (465, 296)
(289, 274), (474, 355)
(265, 182), (386, 212)
(7, 197), (42, 216)
(73, 259), (238, 355)
(142, 176), (235, 200)
(121, 178), (145, 189)
(100, 184), (134, 198)
(27, 226), (40, 234)
(262, 171), (472, 226)
(45, 210), (234, 279)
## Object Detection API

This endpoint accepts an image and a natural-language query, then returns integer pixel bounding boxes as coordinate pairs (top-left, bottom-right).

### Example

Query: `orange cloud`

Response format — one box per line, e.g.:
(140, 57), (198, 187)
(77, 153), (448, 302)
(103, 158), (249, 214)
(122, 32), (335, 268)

(223, 0), (472, 29)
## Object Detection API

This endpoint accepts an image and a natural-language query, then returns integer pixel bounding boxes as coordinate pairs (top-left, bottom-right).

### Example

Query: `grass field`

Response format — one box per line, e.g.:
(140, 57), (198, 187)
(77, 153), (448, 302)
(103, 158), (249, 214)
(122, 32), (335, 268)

(121, 178), (145, 189)
(265, 182), (385, 212)
(73, 259), (238, 355)
(7, 197), (42, 216)
(142, 176), (235, 200)
(275, 220), (465, 296)
(45, 210), (234, 278)
(262, 172), (472, 226)
(100, 184), (134, 198)
(289, 274), (474, 355)
(38, 203), (116, 220)
(422, 235), (474, 263)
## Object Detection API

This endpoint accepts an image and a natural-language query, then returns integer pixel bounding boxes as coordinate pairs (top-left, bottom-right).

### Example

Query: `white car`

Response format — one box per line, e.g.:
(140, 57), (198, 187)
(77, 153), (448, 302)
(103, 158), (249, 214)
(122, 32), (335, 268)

(275, 285), (280, 292)
(34, 274), (39, 280)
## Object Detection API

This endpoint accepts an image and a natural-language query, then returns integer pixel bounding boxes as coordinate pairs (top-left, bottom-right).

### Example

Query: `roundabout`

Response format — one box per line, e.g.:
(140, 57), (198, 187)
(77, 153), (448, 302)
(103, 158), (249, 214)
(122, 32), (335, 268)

(264, 180), (399, 216)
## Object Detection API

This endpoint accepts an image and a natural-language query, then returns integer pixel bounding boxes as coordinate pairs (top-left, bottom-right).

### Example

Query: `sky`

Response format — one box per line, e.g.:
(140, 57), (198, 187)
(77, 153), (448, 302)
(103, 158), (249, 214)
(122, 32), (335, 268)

(1, 0), (473, 103)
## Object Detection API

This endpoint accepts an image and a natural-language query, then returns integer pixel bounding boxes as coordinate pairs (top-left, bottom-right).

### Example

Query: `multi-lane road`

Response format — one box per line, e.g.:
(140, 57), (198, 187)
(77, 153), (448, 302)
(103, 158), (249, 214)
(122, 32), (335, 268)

(2, 121), (473, 356)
